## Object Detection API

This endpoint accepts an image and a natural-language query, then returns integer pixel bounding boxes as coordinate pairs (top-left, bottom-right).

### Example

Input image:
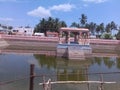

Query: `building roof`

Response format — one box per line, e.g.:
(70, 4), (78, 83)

(0, 27), (7, 31)
(59, 27), (89, 32)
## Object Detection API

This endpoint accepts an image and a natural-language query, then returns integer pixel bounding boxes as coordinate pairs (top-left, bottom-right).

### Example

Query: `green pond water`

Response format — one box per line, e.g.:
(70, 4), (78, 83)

(0, 51), (120, 90)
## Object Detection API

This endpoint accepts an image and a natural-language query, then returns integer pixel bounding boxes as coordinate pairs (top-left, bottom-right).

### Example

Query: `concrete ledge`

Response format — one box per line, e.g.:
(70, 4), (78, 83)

(0, 39), (9, 48)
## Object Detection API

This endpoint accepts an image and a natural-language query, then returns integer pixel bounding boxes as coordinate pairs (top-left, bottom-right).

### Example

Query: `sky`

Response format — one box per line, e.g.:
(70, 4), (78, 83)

(0, 0), (120, 28)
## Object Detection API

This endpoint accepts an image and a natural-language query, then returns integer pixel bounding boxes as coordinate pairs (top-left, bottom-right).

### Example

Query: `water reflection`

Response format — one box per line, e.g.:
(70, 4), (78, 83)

(33, 54), (120, 82)
(56, 59), (92, 81)
(1, 47), (120, 90)
(91, 57), (120, 69)
(34, 54), (93, 81)
(34, 54), (57, 69)
(116, 58), (120, 69)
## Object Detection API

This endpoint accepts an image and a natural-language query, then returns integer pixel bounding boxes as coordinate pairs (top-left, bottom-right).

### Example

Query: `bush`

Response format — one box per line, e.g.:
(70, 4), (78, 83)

(116, 30), (120, 40)
(101, 33), (112, 39)
(104, 34), (112, 39)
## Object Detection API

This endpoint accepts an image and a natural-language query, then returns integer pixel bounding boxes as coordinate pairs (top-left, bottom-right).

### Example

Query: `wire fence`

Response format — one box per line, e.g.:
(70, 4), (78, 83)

(0, 64), (120, 90)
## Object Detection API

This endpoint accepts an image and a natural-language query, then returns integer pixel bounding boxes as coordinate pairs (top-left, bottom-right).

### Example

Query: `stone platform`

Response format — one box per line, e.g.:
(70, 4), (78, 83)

(56, 44), (92, 60)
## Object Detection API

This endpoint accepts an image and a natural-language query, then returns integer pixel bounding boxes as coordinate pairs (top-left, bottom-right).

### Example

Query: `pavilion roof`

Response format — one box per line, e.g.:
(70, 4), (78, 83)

(59, 27), (89, 32)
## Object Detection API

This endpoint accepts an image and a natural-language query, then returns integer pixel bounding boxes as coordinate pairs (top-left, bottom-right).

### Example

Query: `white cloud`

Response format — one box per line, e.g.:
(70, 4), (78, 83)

(49, 3), (75, 12)
(27, 4), (75, 18)
(27, 6), (51, 18)
(0, 17), (13, 22)
(82, 0), (108, 3)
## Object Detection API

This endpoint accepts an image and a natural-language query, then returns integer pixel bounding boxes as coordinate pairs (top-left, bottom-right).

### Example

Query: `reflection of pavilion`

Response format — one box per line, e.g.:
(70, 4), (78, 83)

(57, 27), (92, 60)
(56, 59), (92, 81)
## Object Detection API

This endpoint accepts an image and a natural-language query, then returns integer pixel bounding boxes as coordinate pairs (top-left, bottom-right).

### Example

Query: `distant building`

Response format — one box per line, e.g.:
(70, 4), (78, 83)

(12, 27), (34, 36)
(0, 26), (7, 34)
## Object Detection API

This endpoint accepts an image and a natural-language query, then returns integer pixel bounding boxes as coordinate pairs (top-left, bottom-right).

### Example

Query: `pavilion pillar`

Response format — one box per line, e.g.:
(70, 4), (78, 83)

(78, 32), (82, 45)
(65, 33), (67, 43)
(87, 32), (90, 45)
(67, 31), (70, 44)
(74, 33), (78, 42)
(59, 31), (62, 44)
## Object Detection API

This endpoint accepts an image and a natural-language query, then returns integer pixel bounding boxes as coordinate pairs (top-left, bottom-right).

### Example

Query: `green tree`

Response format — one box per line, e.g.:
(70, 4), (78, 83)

(110, 21), (117, 30)
(87, 22), (97, 35)
(99, 23), (105, 34)
(59, 21), (67, 28)
(34, 18), (48, 35)
(105, 21), (117, 34)
(101, 32), (112, 39)
(8, 26), (13, 30)
(34, 17), (67, 36)
(116, 30), (120, 40)
(70, 22), (80, 28)
(96, 25), (101, 38)
(79, 14), (87, 28)
(110, 21), (117, 35)
(70, 22), (80, 40)
(2, 25), (7, 29)
(105, 23), (111, 33)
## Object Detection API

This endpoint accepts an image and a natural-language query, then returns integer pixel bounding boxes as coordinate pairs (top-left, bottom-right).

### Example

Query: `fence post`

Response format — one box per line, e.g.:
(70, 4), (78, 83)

(100, 74), (104, 90)
(29, 64), (35, 90)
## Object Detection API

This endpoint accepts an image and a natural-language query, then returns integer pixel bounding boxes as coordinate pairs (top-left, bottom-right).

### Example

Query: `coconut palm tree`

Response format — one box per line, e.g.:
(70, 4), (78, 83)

(111, 21), (117, 30)
(110, 21), (117, 35)
(96, 25), (101, 38)
(34, 18), (47, 35)
(99, 23), (105, 34)
(60, 21), (67, 27)
(8, 26), (13, 30)
(79, 14), (87, 28)
(87, 22), (97, 35)
(34, 17), (67, 36)
(105, 23), (111, 33)
(105, 21), (117, 34)
(70, 22), (80, 28)
(47, 17), (54, 30)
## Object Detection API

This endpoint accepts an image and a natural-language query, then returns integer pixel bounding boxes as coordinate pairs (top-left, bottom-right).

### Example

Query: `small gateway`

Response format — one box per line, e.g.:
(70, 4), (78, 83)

(57, 27), (92, 60)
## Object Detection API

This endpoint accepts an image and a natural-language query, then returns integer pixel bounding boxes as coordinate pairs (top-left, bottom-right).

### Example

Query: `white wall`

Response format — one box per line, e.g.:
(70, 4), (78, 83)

(12, 27), (34, 36)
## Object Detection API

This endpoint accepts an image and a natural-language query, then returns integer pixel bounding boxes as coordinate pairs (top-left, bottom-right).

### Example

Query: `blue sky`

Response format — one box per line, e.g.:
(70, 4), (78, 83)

(0, 0), (120, 27)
